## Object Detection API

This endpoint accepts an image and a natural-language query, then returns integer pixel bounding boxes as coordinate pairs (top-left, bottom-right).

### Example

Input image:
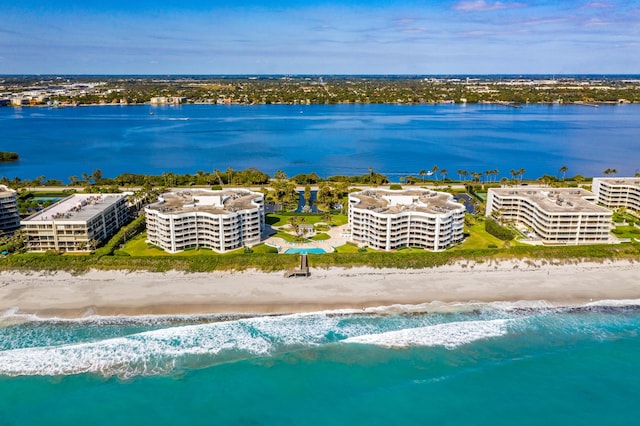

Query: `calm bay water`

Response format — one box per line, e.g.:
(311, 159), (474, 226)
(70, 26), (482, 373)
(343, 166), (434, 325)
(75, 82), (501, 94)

(1, 303), (640, 425)
(1, 103), (638, 181)
(2, 104), (640, 424)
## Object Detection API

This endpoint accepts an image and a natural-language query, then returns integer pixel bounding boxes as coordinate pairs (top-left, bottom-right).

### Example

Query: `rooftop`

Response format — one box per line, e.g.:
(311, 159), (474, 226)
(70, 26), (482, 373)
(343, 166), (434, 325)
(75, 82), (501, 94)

(350, 188), (464, 215)
(147, 189), (262, 215)
(594, 177), (640, 187)
(0, 185), (16, 197)
(490, 187), (610, 213)
(23, 194), (126, 222)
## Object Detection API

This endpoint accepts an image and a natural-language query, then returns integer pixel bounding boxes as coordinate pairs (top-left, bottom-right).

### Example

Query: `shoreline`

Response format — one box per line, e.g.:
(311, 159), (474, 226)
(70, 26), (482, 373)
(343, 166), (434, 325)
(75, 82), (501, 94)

(1, 259), (638, 319)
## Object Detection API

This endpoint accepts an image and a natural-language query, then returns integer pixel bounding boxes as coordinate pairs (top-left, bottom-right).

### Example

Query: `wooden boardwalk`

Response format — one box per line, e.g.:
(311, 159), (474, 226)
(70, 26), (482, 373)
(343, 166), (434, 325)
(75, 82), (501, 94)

(284, 254), (310, 277)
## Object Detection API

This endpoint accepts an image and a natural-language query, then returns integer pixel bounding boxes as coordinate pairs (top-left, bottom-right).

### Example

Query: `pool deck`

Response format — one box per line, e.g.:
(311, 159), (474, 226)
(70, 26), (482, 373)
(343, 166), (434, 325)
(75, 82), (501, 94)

(264, 222), (350, 254)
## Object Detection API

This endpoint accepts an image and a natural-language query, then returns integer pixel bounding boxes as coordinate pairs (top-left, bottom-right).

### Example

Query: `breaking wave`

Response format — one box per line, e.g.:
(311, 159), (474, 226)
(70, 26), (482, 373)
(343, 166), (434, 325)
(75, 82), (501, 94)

(2, 300), (639, 378)
(343, 319), (509, 349)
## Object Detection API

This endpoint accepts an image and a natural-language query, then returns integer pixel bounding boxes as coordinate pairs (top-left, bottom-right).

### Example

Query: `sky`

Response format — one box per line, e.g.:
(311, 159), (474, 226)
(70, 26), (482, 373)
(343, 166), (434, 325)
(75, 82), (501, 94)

(1, 0), (639, 74)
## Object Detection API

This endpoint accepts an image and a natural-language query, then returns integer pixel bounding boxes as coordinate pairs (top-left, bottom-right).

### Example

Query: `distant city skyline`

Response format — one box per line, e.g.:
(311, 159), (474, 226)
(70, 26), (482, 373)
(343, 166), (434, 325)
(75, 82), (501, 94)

(2, 0), (640, 75)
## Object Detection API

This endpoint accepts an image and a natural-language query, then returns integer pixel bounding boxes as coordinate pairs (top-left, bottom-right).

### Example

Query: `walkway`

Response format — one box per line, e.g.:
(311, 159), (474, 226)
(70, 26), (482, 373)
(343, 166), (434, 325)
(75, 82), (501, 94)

(264, 222), (350, 254)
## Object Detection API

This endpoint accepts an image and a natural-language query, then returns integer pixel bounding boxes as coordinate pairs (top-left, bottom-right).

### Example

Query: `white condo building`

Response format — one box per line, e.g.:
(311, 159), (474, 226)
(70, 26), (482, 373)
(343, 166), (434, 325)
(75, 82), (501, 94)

(592, 177), (640, 213)
(21, 193), (129, 252)
(0, 185), (20, 235)
(348, 188), (466, 251)
(486, 187), (612, 244)
(145, 189), (265, 253)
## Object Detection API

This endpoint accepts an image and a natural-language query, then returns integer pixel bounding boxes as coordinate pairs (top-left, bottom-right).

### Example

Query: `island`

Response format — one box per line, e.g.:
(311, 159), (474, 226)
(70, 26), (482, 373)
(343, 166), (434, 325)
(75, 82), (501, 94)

(0, 152), (18, 162)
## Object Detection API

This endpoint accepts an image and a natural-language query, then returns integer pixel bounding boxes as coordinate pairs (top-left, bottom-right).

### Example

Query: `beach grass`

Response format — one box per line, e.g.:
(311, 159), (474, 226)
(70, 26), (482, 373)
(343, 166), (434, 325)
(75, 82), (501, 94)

(2, 242), (639, 273)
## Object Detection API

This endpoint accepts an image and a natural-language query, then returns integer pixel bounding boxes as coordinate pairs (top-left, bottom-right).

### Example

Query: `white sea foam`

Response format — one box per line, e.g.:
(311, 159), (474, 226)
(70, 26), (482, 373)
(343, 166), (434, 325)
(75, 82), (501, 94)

(0, 320), (273, 377)
(583, 299), (640, 308)
(343, 319), (509, 349)
(0, 312), (376, 377)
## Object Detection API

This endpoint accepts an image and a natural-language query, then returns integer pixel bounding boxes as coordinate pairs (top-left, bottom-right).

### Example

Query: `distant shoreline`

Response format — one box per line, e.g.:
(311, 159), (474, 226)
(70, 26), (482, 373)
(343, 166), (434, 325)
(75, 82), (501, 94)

(1, 100), (637, 108)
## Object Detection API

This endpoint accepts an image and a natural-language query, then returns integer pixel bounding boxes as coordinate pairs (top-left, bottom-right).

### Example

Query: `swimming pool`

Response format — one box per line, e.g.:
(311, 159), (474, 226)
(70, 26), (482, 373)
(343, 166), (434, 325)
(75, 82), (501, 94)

(284, 248), (327, 254)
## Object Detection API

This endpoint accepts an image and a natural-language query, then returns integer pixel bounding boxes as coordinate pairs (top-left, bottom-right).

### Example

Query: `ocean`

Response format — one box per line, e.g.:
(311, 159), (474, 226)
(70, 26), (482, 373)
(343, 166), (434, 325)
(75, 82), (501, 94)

(2, 302), (640, 425)
(1, 103), (639, 181)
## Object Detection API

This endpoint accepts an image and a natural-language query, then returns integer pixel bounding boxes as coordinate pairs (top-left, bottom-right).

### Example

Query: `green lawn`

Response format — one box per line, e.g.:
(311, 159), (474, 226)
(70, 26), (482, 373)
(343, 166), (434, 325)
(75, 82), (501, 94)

(453, 221), (509, 250)
(120, 233), (248, 256)
(311, 233), (331, 241)
(249, 244), (279, 254)
(120, 233), (167, 256)
(611, 226), (640, 241)
(266, 213), (348, 227)
(333, 243), (363, 253)
(271, 230), (300, 242)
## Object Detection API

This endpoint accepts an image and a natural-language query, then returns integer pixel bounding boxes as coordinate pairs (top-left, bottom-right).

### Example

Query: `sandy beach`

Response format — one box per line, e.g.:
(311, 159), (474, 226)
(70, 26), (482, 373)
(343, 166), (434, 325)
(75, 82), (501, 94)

(0, 259), (638, 318)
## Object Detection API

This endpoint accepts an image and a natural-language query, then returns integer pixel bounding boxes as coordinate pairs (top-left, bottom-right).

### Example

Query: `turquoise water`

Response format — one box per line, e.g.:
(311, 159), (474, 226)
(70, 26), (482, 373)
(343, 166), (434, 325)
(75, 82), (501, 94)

(1, 103), (639, 181)
(284, 247), (327, 254)
(2, 302), (640, 425)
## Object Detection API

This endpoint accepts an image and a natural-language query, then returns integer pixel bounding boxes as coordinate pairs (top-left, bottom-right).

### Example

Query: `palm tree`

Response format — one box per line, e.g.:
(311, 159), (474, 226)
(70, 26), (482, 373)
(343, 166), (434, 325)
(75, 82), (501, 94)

(510, 169), (517, 183)
(440, 169), (448, 181)
(431, 165), (439, 181)
(92, 169), (103, 183)
(322, 211), (332, 225)
(461, 170), (468, 182)
(226, 166), (234, 184)
(559, 166), (568, 181)
(213, 169), (224, 186)
(457, 169), (464, 182)
(419, 169), (426, 183)
(517, 168), (526, 182)
(273, 170), (288, 181)
(288, 216), (300, 236)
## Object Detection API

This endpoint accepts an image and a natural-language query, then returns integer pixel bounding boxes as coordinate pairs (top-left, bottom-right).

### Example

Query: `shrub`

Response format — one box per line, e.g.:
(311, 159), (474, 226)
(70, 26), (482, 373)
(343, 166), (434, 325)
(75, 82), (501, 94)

(488, 244), (498, 249)
(389, 184), (402, 190)
(485, 218), (514, 241)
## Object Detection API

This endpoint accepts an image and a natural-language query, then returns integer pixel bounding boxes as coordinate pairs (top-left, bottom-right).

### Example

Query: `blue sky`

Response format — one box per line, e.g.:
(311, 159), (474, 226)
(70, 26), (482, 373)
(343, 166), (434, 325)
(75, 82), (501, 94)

(2, 0), (639, 74)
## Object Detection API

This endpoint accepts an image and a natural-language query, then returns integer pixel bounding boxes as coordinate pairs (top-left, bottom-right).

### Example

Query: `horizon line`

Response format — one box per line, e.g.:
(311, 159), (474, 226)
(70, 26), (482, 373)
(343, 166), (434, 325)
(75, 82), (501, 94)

(3, 73), (640, 78)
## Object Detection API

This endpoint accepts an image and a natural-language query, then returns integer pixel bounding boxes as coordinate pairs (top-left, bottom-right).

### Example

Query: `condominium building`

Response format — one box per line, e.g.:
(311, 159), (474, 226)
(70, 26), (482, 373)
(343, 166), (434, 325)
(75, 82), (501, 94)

(21, 194), (129, 252)
(592, 177), (640, 213)
(348, 188), (465, 251)
(0, 185), (20, 235)
(486, 188), (612, 244)
(145, 189), (264, 253)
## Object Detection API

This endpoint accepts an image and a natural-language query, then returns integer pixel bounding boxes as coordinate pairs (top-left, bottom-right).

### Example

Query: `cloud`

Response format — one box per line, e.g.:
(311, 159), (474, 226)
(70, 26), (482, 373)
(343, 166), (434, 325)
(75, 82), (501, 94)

(581, 2), (615, 9)
(453, 1), (525, 12)
(401, 27), (428, 33)
(519, 17), (567, 26)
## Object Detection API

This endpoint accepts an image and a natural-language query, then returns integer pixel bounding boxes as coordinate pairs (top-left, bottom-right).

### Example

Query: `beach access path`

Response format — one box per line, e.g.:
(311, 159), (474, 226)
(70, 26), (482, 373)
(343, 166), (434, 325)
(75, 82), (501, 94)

(0, 259), (638, 318)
